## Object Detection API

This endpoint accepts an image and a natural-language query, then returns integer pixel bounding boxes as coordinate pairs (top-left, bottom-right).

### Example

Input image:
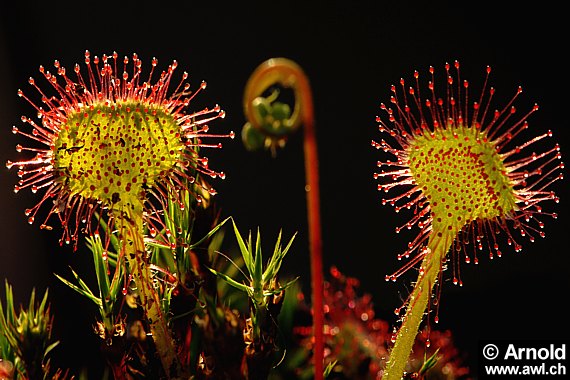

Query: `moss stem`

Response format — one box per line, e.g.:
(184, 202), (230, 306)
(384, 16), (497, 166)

(383, 230), (454, 380)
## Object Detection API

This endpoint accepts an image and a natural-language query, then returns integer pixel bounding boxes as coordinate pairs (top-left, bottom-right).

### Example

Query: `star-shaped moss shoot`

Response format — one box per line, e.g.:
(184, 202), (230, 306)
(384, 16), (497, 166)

(372, 61), (563, 380)
(7, 51), (234, 378)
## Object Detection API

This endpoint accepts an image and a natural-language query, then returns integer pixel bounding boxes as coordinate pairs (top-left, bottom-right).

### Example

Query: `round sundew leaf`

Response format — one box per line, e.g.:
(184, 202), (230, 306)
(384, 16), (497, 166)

(8, 51), (230, 247)
(407, 126), (516, 235)
(54, 102), (184, 209)
(373, 60), (562, 281)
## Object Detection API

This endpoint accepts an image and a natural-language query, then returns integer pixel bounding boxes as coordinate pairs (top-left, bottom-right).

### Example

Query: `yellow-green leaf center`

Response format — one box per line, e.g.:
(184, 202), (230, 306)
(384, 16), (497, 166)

(53, 101), (184, 209)
(408, 126), (516, 235)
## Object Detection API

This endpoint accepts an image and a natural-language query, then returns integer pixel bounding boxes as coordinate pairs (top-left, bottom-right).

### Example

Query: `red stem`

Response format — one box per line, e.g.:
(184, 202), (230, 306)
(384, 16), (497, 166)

(300, 74), (324, 380)
(243, 58), (324, 379)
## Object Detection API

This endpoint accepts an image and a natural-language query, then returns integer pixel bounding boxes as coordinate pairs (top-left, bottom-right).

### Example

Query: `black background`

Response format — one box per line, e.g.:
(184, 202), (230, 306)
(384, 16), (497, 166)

(1, 1), (568, 378)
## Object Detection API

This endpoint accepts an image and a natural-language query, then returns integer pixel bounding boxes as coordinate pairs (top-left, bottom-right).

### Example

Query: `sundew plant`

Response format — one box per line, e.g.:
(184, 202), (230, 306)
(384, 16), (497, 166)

(0, 51), (563, 380)
(6, 51), (234, 379)
(373, 61), (563, 379)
